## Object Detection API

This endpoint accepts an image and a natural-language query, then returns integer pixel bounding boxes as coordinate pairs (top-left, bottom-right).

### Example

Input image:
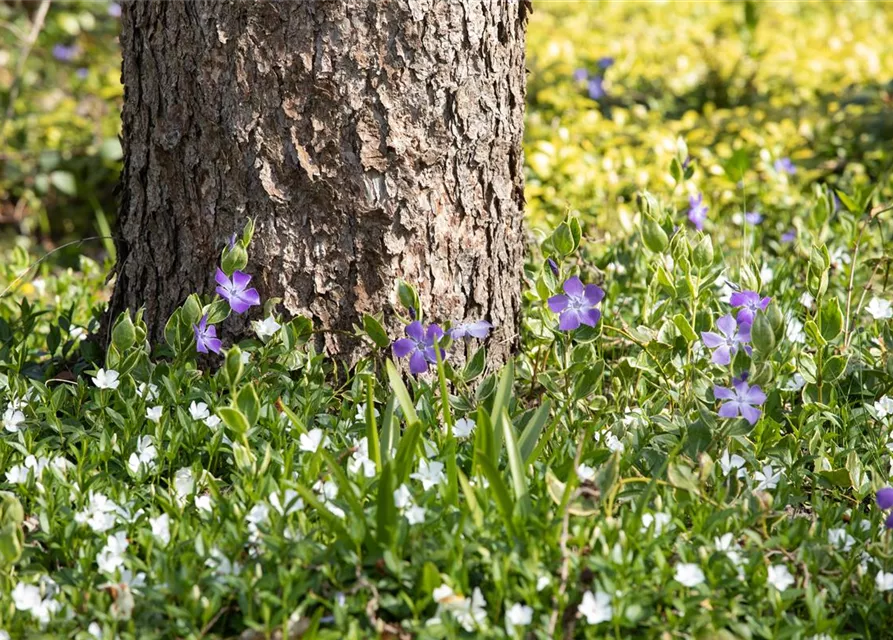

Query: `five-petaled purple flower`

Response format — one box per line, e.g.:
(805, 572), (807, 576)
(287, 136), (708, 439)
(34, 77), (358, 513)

(701, 314), (751, 365)
(215, 268), (261, 314)
(193, 315), (222, 354)
(714, 379), (766, 425)
(450, 320), (492, 340)
(588, 77), (605, 101)
(548, 277), (605, 331)
(774, 157), (796, 175)
(878, 487), (893, 529)
(744, 211), (763, 225)
(688, 193), (708, 231)
(392, 321), (446, 375)
(730, 290), (770, 325)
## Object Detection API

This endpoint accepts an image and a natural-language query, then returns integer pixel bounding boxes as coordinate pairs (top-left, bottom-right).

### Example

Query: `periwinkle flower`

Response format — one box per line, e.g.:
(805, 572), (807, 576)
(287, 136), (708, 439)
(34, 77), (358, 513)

(573, 68), (589, 82)
(548, 276), (605, 331)
(215, 268), (260, 314)
(392, 321), (445, 375)
(781, 229), (796, 243)
(52, 44), (78, 62)
(774, 157), (796, 175)
(714, 379), (766, 426)
(877, 487), (893, 511)
(587, 77), (605, 101)
(744, 211), (763, 225)
(597, 56), (615, 70)
(108, 2), (122, 17)
(687, 193), (708, 231)
(701, 314), (751, 365)
(76, 68), (88, 79)
(193, 315), (222, 354)
(449, 320), (492, 340)
(730, 290), (770, 324)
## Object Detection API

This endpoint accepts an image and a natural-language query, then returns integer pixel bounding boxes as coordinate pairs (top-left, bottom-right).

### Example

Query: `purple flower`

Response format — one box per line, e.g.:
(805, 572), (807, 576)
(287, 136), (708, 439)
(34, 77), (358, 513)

(877, 487), (893, 510)
(682, 156), (693, 170)
(548, 277), (605, 331)
(573, 68), (589, 82)
(774, 157), (796, 175)
(729, 290), (771, 325)
(781, 229), (796, 243)
(744, 211), (763, 225)
(450, 320), (492, 340)
(548, 258), (560, 277)
(701, 314), (751, 365)
(52, 44), (78, 62)
(76, 67), (88, 79)
(688, 193), (708, 230)
(392, 321), (445, 375)
(193, 315), (222, 354)
(108, 2), (121, 17)
(714, 379), (766, 426)
(597, 56), (615, 70)
(215, 268), (260, 314)
(587, 77), (605, 100)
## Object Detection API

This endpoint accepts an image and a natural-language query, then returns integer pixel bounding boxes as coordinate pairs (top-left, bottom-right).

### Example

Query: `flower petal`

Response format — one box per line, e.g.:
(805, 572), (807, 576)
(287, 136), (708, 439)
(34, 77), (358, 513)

(558, 310), (582, 331)
(877, 487), (893, 510)
(563, 276), (584, 297)
(739, 403), (762, 426)
(465, 320), (492, 339)
(584, 285), (605, 305)
(408, 351), (428, 375)
(215, 268), (230, 288)
(426, 324), (445, 343)
(713, 385), (735, 400)
(232, 270), (253, 290)
(743, 385), (766, 405)
(405, 321), (425, 342)
(548, 295), (569, 313)
(711, 345), (732, 366)
(579, 307), (601, 327)
(718, 401), (740, 418)
(239, 287), (261, 308)
(701, 331), (724, 348)
(716, 314), (737, 338)
(736, 309), (755, 325)
(392, 338), (416, 358)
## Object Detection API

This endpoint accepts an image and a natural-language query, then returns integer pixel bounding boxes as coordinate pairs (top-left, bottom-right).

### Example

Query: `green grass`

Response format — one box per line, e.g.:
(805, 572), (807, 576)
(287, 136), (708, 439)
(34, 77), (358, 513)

(1, 1), (893, 638)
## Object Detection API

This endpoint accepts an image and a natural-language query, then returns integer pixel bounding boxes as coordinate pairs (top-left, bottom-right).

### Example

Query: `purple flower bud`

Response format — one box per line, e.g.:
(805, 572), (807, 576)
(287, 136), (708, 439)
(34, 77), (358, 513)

(548, 258), (560, 277)
(877, 487), (893, 510)
(681, 156), (692, 170)
(409, 307), (416, 320)
(228, 233), (237, 250)
(744, 211), (763, 225)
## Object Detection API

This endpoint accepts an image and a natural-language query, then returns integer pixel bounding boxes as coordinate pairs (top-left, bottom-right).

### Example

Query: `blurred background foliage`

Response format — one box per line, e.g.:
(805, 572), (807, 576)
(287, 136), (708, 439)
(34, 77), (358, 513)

(0, 0), (892, 266)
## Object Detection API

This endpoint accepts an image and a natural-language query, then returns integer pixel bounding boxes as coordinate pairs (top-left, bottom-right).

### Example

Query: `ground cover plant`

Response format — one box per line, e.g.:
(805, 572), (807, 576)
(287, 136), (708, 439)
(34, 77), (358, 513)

(2, 1), (893, 638)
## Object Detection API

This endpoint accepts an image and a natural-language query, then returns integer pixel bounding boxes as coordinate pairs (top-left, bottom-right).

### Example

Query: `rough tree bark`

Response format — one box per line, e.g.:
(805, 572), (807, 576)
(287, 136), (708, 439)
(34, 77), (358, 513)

(108, 0), (528, 367)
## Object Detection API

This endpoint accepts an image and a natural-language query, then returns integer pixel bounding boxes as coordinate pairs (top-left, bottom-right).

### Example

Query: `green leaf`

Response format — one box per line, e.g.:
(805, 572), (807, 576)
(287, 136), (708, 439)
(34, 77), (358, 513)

(477, 456), (516, 538)
(218, 407), (250, 438)
(203, 298), (231, 325)
(457, 469), (483, 527)
(489, 359), (514, 461)
(394, 422), (421, 485)
(376, 463), (397, 548)
(50, 170), (77, 196)
(386, 360), (419, 426)
(463, 346), (486, 381)
(236, 384), (261, 427)
(822, 355), (847, 382)
(751, 312), (776, 354)
(362, 314), (391, 349)
(293, 483), (351, 539)
(518, 400), (552, 464)
(501, 408), (530, 517)
(672, 314), (697, 343)
(396, 280), (420, 314)
(224, 346), (245, 388)
(365, 378), (381, 472)
(820, 297), (843, 342)
(834, 189), (861, 214)
(551, 222), (575, 256)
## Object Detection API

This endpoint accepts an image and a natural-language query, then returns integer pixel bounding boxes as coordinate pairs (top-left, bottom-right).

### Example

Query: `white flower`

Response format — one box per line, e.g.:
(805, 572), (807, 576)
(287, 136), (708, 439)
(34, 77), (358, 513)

(576, 464), (596, 482)
(206, 548), (241, 577)
(604, 433), (625, 453)
(204, 415), (221, 429)
(2, 406), (25, 432)
(828, 528), (855, 552)
(240, 351), (250, 365)
(354, 403), (379, 423)
(252, 316), (281, 340)
(96, 531), (129, 574)
(70, 326), (87, 341)
(127, 436), (157, 474)
(876, 570), (893, 592)
(674, 563), (705, 587)
(536, 575), (550, 591)
(714, 533), (744, 572)
(146, 406), (163, 423)
(149, 513), (171, 546)
(74, 492), (119, 533)
(189, 401), (210, 421)
(719, 450), (746, 478)
(411, 459), (446, 490)
(393, 484), (412, 509)
(753, 464), (782, 491)
(194, 494), (214, 514)
(505, 602), (533, 633)
(173, 467), (195, 502)
(5, 464), (29, 484)
(92, 368), (120, 390)
(269, 489), (302, 515)
(453, 417), (475, 438)
(874, 396), (893, 420)
(347, 437), (377, 478)
(866, 297), (892, 320)
(299, 428), (329, 453)
(785, 315), (806, 343)
(578, 590), (612, 625)
(830, 247), (851, 270)
(429, 584), (487, 632)
(138, 383), (159, 401)
(245, 503), (270, 540)
(767, 564), (795, 591)
(640, 512), (671, 534)
(782, 374), (806, 392)
(405, 504), (426, 525)
(313, 479), (345, 518)
(799, 292), (815, 308)
(11, 581), (60, 625)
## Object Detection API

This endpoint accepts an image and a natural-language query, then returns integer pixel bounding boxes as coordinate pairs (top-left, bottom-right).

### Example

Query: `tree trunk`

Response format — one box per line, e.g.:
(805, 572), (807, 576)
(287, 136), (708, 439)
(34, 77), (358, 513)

(108, 0), (528, 367)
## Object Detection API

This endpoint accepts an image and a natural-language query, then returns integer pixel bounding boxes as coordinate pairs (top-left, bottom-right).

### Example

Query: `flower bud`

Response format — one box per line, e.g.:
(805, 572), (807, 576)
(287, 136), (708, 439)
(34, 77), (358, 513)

(111, 311), (136, 352)
(642, 218), (668, 253)
(692, 234), (714, 268)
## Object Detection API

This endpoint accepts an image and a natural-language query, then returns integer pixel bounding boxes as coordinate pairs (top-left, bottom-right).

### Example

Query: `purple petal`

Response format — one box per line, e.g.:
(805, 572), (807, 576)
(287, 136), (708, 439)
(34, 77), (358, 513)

(713, 385), (735, 400)
(558, 310), (582, 331)
(716, 314), (737, 338)
(732, 378), (750, 396)
(584, 285), (605, 305)
(215, 285), (231, 302)
(408, 351), (428, 375)
(711, 345), (732, 366)
(563, 277), (584, 297)
(548, 295), (569, 313)
(426, 324), (445, 343)
(405, 321), (425, 342)
(392, 338), (416, 359)
(737, 323), (751, 343)
(215, 268), (230, 288)
(718, 401), (741, 419)
(579, 308), (601, 327)
(239, 287), (261, 308)
(759, 296), (771, 311)
(736, 309), (755, 325)
(229, 298), (252, 314)
(232, 270), (253, 290)
(743, 385), (766, 405)
(205, 337), (222, 354)
(701, 331), (725, 348)
(740, 403), (762, 426)
(465, 321), (492, 339)
(423, 346), (445, 364)
(877, 487), (893, 510)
